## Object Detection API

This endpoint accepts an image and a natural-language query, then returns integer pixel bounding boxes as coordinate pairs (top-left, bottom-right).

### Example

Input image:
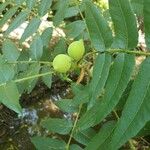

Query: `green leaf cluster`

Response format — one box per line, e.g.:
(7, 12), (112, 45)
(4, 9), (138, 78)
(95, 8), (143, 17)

(1, 0), (150, 149)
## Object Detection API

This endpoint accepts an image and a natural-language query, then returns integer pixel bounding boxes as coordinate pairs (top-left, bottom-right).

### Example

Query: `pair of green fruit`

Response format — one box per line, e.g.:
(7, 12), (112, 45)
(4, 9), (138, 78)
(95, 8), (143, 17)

(53, 39), (85, 73)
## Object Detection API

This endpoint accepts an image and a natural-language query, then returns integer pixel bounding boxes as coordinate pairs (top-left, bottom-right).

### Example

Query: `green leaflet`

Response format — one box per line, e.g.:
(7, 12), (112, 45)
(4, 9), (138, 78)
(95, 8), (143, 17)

(26, 0), (36, 10)
(72, 85), (89, 106)
(61, 84), (89, 107)
(20, 17), (41, 42)
(53, 0), (69, 26)
(29, 36), (43, 60)
(137, 121), (150, 137)
(15, 0), (26, 5)
(17, 50), (29, 73)
(38, 0), (52, 16)
(70, 144), (83, 150)
(41, 65), (52, 89)
(0, 2), (9, 13)
(144, 0), (150, 50)
(25, 63), (41, 93)
(88, 53), (111, 108)
(65, 6), (79, 18)
(0, 6), (18, 28)
(85, 121), (116, 150)
(17, 63), (41, 94)
(0, 81), (22, 114)
(65, 20), (86, 39)
(108, 57), (150, 149)
(2, 39), (20, 62)
(84, 0), (113, 51)
(73, 128), (96, 146)
(41, 27), (53, 48)
(109, 0), (138, 49)
(115, 80), (133, 111)
(5, 10), (29, 35)
(55, 99), (79, 113)
(131, 0), (143, 16)
(0, 63), (15, 84)
(41, 118), (72, 135)
(77, 54), (135, 131)
(31, 136), (66, 150)
(51, 38), (67, 60)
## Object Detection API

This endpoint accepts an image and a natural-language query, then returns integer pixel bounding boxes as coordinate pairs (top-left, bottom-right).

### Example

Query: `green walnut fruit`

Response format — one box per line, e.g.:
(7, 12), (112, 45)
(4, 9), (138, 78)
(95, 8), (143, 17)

(52, 54), (72, 73)
(67, 39), (85, 61)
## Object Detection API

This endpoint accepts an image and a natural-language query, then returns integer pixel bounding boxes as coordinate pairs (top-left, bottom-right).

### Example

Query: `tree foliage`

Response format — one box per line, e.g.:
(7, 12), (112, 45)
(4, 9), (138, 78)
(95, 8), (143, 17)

(0, 0), (150, 149)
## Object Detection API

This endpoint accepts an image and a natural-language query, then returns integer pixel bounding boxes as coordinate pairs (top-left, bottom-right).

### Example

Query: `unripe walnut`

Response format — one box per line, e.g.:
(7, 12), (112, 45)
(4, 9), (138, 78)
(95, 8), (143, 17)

(67, 39), (85, 61)
(53, 54), (72, 73)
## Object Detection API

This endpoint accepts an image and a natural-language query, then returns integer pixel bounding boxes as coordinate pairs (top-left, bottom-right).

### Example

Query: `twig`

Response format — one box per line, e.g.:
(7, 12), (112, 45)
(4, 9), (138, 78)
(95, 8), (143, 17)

(8, 60), (52, 65)
(66, 67), (85, 150)
(76, 68), (85, 84)
(0, 71), (53, 87)
(105, 49), (150, 56)
(65, 105), (82, 150)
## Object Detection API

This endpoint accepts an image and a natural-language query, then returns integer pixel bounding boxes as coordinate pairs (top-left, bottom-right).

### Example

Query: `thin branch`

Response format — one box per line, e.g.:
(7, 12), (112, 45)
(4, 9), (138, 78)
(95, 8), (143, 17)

(85, 49), (150, 58)
(66, 104), (82, 150)
(105, 49), (150, 56)
(0, 71), (53, 87)
(66, 67), (85, 150)
(15, 71), (52, 83)
(8, 60), (52, 65)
